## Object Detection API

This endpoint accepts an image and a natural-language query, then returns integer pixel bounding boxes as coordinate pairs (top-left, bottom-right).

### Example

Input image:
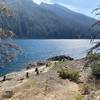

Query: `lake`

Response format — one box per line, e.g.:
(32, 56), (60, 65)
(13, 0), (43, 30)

(0, 39), (99, 75)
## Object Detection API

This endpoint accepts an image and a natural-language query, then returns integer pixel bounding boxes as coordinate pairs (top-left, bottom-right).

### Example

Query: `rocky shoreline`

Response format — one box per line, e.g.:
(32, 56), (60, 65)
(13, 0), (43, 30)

(0, 55), (74, 88)
(0, 61), (52, 89)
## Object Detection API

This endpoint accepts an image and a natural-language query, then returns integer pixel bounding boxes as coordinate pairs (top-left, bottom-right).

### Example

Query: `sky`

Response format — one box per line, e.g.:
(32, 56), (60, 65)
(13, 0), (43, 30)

(33, 0), (100, 18)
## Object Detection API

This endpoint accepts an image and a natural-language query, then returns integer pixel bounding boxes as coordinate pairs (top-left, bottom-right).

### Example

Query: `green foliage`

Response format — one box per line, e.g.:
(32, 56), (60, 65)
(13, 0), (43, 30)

(46, 62), (52, 67)
(58, 68), (80, 82)
(87, 52), (98, 61)
(81, 83), (92, 95)
(91, 63), (100, 78)
(76, 94), (83, 100)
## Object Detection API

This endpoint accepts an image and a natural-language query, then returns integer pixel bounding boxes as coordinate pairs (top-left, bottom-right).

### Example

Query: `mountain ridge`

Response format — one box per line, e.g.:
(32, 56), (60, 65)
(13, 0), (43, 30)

(1, 0), (100, 39)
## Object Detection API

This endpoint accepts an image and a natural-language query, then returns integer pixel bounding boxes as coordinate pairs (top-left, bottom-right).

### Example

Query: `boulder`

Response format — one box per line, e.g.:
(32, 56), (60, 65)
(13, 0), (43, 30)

(26, 62), (37, 70)
(2, 90), (14, 98)
(37, 61), (46, 66)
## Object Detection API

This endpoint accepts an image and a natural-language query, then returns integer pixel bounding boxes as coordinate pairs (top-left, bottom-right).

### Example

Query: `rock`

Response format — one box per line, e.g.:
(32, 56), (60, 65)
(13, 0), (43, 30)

(37, 61), (46, 66)
(96, 96), (100, 100)
(19, 78), (24, 81)
(26, 66), (31, 70)
(47, 55), (74, 61)
(26, 63), (37, 70)
(2, 90), (14, 98)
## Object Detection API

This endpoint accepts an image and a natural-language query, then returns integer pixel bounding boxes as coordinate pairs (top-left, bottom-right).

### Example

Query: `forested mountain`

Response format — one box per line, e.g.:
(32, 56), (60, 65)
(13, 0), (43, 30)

(0, 0), (100, 39)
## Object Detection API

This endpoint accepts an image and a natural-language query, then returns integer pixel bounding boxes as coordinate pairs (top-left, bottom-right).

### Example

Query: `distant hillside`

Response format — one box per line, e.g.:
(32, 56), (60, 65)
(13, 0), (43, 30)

(0, 0), (100, 39)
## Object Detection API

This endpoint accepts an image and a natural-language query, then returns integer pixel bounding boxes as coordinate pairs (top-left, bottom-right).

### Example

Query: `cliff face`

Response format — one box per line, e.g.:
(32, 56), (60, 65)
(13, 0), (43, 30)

(1, 0), (100, 39)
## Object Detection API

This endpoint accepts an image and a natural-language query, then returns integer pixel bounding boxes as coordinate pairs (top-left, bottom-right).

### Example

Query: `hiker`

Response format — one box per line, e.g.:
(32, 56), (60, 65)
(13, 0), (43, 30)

(26, 72), (29, 79)
(46, 63), (48, 67)
(35, 67), (39, 75)
(2, 75), (6, 81)
(55, 62), (57, 67)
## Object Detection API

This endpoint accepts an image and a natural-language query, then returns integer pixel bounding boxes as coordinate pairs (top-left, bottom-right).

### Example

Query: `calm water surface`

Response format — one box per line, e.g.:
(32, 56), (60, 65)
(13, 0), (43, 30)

(0, 39), (99, 75)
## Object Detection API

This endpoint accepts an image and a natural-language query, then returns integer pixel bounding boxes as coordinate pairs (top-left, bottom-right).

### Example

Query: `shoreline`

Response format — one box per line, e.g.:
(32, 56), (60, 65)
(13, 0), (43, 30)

(0, 60), (48, 76)
(0, 60), (56, 91)
(0, 57), (86, 100)
(0, 55), (75, 77)
(0, 55), (88, 100)
(0, 55), (83, 84)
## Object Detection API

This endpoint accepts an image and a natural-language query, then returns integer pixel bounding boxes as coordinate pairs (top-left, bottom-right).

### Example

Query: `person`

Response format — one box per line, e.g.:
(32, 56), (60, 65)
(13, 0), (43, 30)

(2, 75), (6, 81)
(46, 63), (48, 67)
(35, 67), (39, 75)
(26, 72), (29, 79)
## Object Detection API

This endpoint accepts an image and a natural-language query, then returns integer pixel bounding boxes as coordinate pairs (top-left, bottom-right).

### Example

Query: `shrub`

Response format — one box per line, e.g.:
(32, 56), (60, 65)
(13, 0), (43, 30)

(91, 63), (100, 78)
(87, 52), (98, 62)
(81, 83), (91, 95)
(46, 62), (52, 67)
(76, 94), (83, 100)
(58, 68), (80, 82)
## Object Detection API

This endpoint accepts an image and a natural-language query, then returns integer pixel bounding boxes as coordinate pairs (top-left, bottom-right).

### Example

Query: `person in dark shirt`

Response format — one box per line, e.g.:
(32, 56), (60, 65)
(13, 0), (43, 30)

(2, 75), (6, 81)
(35, 67), (39, 75)
(26, 72), (29, 79)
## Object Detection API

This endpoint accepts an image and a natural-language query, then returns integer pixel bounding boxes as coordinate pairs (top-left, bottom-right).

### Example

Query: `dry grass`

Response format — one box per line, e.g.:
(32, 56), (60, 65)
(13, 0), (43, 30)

(10, 78), (79, 100)
(0, 60), (85, 100)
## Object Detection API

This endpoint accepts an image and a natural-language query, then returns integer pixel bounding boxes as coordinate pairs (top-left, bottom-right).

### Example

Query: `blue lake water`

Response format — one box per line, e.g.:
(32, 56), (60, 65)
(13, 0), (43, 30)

(0, 39), (99, 75)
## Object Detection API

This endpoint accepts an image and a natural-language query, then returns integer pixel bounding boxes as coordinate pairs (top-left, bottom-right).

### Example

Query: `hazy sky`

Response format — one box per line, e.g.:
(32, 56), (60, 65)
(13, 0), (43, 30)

(33, 0), (100, 18)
